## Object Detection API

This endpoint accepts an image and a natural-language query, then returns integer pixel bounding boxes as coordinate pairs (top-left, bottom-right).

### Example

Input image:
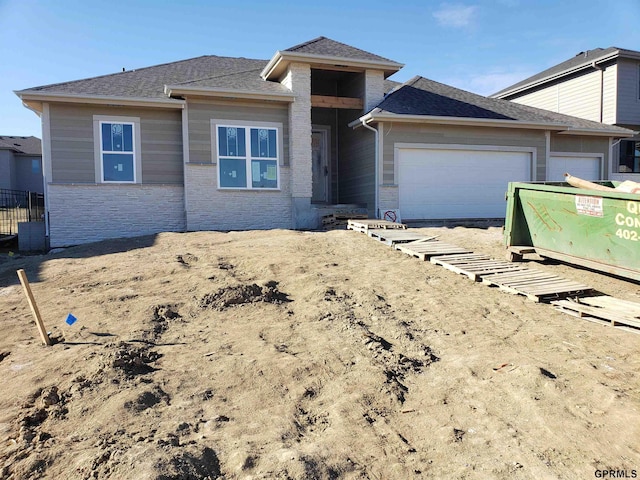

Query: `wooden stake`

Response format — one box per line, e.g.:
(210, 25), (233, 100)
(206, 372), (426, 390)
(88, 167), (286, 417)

(16, 269), (52, 346)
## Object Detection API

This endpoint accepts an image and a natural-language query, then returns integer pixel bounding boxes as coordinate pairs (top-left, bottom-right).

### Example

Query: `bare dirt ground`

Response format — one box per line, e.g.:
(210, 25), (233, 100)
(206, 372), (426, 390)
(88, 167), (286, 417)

(0, 226), (638, 479)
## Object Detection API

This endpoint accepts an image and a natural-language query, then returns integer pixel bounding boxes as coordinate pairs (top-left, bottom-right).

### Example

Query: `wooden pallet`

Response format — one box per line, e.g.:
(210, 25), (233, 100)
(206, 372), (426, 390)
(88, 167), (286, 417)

(347, 219), (406, 233)
(552, 296), (640, 332)
(481, 269), (592, 302)
(429, 253), (529, 281)
(395, 240), (472, 260)
(367, 230), (429, 246)
(323, 213), (368, 229)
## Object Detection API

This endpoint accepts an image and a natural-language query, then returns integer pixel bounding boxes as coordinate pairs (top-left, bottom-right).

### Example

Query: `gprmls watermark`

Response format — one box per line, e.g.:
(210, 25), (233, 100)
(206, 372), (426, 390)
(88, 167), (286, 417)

(594, 470), (637, 478)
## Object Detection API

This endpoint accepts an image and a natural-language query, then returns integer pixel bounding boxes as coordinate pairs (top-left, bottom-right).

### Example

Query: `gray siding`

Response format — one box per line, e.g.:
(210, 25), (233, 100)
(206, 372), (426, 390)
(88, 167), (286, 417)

(49, 104), (183, 184)
(381, 123), (547, 182)
(14, 155), (44, 193)
(0, 150), (14, 190)
(187, 98), (289, 165)
(616, 59), (640, 126)
(338, 109), (375, 212)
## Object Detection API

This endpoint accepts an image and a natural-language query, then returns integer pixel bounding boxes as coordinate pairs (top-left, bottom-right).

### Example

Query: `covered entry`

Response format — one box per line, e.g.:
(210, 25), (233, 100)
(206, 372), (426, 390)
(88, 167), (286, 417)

(397, 145), (532, 220)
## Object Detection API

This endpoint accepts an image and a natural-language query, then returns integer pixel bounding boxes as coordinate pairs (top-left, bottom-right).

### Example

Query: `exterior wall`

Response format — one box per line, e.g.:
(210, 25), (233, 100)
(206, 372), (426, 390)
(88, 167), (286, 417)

(338, 109), (375, 215)
(616, 58), (640, 126)
(184, 164), (292, 231)
(47, 184), (185, 247)
(379, 185), (399, 211)
(0, 150), (14, 190)
(187, 98), (289, 165)
(549, 134), (610, 178)
(512, 69), (606, 122)
(48, 104), (183, 184)
(380, 123), (547, 182)
(14, 155), (44, 193)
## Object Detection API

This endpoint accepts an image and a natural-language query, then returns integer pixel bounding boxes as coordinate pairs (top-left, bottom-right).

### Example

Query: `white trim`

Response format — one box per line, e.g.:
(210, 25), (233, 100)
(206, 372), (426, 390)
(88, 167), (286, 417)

(211, 121), (282, 190)
(165, 85), (295, 103)
(545, 130), (551, 182)
(17, 91), (184, 110)
(393, 143), (537, 184)
(547, 151), (604, 181)
(42, 102), (52, 237)
(93, 115), (142, 184)
(557, 128), (635, 137)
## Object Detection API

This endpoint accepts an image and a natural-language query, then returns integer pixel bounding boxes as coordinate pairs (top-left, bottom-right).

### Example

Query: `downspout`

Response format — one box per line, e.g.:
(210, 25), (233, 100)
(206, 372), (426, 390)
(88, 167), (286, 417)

(361, 119), (379, 218)
(592, 61), (604, 123)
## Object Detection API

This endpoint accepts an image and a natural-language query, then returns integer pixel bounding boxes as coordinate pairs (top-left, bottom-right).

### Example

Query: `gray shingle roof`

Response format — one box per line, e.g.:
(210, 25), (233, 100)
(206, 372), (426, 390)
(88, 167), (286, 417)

(17, 56), (270, 100)
(374, 76), (633, 134)
(0, 136), (41, 155)
(285, 36), (398, 64)
(492, 47), (620, 97)
(169, 68), (292, 95)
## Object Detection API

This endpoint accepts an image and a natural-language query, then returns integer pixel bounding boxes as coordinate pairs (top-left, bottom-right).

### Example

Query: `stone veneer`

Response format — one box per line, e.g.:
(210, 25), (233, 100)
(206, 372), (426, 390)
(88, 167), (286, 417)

(47, 184), (185, 247)
(378, 184), (399, 213)
(364, 70), (385, 112)
(184, 164), (292, 231)
(281, 63), (317, 228)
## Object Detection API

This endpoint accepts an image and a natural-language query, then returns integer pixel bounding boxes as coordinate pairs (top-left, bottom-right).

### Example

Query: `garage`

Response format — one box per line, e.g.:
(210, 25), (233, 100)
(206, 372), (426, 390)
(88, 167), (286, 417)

(397, 146), (532, 220)
(547, 154), (602, 181)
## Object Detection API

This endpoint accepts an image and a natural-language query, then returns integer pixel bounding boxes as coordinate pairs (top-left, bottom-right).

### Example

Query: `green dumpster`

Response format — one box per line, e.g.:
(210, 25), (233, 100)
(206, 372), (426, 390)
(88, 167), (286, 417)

(504, 181), (640, 281)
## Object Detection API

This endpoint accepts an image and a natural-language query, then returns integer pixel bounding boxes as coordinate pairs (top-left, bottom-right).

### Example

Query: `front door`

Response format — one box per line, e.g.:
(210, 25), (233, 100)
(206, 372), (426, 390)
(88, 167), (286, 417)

(311, 129), (329, 203)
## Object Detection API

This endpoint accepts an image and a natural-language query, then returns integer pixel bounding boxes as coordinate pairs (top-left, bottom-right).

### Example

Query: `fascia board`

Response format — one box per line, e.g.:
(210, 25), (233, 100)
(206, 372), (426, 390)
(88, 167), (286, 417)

(261, 51), (404, 80)
(15, 91), (185, 109)
(493, 51), (620, 99)
(350, 112), (569, 131)
(557, 127), (636, 137)
(165, 85), (295, 102)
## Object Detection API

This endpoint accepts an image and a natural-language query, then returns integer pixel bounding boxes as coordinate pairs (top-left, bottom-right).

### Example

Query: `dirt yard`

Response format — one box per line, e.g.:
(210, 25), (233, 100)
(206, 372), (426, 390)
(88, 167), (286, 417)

(0, 226), (638, 479)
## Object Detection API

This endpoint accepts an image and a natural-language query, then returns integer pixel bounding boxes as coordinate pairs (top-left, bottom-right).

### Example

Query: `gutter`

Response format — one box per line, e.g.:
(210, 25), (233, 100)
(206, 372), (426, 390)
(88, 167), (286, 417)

(15, 91), (185, 111)
(164, 85), (295, 103)
(360, 118), (379, 218)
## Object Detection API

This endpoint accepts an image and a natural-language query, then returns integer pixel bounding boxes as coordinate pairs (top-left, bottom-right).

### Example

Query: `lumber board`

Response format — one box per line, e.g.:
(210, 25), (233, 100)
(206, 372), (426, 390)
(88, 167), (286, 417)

(347, 219), (406, 233)
(552, 297), (640, 331)
(395, 241), (471, 260)
(367, 230), (427, 246)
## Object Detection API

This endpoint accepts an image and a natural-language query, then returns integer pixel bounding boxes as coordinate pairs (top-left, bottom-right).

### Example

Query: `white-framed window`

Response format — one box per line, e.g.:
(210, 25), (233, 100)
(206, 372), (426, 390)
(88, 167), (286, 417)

(93, 115), (141, 184)
(216, 124), (280, 189)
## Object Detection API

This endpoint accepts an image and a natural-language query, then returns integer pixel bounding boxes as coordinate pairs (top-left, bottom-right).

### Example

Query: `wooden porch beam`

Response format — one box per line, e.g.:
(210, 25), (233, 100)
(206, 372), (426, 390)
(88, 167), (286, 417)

(311, 95), (363, 110)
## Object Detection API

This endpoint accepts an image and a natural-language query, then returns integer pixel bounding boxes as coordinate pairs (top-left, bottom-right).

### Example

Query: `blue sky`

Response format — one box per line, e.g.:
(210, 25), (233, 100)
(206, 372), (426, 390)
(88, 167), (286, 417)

(1, 0), (639, 138)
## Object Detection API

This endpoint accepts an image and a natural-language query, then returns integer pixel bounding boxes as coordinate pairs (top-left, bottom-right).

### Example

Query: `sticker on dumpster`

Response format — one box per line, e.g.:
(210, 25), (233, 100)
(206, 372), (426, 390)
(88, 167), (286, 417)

(575, 195), (603, 217)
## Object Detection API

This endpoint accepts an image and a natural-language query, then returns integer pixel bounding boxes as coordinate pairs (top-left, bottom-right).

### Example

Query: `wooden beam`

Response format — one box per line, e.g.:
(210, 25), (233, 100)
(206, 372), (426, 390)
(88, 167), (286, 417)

(311, 95), (363, 110)
(17, 269), (52, 346)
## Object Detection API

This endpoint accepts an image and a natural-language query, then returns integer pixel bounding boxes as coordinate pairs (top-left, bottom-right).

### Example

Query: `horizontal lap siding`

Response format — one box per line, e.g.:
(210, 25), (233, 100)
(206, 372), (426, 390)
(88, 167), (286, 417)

(49, 104), (183, 184)
(382, 123), (546, 182)
(616, 59), (640, 126)
(187, 99), (289, 165)
(338, 109), (375, 213)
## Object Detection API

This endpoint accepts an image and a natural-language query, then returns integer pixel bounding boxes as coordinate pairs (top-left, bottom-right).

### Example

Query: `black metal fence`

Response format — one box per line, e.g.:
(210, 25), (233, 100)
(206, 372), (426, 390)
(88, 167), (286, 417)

(0, 189), (45, 236)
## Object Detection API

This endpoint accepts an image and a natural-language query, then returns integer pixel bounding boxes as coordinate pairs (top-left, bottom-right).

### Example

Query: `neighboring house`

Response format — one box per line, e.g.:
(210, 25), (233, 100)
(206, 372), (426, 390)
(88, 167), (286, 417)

(492, 47), (640, 181)
(15, 37), (633, 247)
(0, 136), (43, 193)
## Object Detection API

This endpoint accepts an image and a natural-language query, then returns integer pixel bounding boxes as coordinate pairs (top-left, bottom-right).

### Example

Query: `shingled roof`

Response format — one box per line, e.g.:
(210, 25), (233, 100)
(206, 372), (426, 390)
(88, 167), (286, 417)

(0, 136), (41, 155)
(492, 47), (638, 98)
(366, 76), (634, 135)
(284, 36), (397, 64)
(16, 56), (271, 100)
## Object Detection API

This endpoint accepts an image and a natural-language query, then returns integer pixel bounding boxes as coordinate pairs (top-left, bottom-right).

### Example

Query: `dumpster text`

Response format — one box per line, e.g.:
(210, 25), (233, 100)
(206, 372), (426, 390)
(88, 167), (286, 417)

(614, 201), (640, 242)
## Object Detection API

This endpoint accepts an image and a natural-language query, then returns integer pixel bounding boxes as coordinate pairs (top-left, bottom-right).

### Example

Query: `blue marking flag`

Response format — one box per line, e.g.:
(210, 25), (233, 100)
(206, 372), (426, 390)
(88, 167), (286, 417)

(65, 313), (77, 326)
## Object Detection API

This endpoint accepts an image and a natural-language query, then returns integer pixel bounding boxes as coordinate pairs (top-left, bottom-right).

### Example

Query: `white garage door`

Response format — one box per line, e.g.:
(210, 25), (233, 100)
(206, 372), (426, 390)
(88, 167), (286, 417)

(548, 154), (601, 182)
(397, 147), (532, 219)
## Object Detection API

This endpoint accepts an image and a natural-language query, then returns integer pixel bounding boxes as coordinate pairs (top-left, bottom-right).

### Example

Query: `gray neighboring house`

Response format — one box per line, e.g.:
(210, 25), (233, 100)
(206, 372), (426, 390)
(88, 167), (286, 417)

(492, 47), (640, 181)
(0, 136), (43, 193)
(15, 37), (634, 247)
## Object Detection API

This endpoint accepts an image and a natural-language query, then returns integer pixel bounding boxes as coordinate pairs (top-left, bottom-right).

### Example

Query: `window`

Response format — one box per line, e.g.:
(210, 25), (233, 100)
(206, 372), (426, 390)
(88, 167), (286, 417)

(619, 140), (640, 173)
(31, 159), (40, 174)
(217, 125), (279, 189)
(100, 121), (136, 182)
